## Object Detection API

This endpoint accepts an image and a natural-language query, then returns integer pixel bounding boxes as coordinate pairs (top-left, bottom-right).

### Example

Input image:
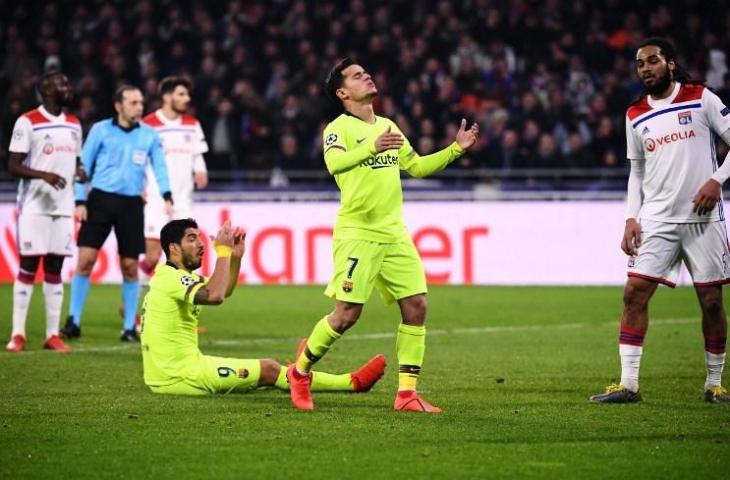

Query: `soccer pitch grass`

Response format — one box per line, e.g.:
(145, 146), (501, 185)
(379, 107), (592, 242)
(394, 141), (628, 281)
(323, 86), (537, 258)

(1, 285), (729, 479)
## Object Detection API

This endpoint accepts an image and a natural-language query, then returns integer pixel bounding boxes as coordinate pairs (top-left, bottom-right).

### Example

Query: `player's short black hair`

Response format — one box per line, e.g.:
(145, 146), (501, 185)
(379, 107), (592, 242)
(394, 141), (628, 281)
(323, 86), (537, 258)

(113, 84), (141, 104)
(638, 37), (693, 83)
(160, 218), (199, 258)
(158, 76), (192, 97)
(36, 69), (64, 96)
(325, 57), (356, 105)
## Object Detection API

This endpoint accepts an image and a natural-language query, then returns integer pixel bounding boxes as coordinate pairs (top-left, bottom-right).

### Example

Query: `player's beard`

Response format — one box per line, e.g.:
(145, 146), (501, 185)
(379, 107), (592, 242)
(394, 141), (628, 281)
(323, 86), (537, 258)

(172, 102), (188, 115)
(643, 69), (672, 96)
(182, 252), (202, 271)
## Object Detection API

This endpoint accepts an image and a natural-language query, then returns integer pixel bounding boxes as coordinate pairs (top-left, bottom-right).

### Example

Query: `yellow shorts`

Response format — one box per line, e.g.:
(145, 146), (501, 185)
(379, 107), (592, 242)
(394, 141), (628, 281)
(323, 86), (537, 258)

(324, 238), (427, 305)
(148, 355), (262, 395)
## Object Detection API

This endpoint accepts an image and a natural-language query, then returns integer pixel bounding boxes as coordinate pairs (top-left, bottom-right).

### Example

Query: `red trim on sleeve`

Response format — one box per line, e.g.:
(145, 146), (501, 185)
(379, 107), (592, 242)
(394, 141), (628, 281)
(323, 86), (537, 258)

(23, 109), (51, 125)
(627, 272), (676, 288)
(142, 112), (164, 127)
(672, 83), (704, 104)
(65, 113), (80, 125)
(181, 115), (198, 126)
(626, 97), (651, 121)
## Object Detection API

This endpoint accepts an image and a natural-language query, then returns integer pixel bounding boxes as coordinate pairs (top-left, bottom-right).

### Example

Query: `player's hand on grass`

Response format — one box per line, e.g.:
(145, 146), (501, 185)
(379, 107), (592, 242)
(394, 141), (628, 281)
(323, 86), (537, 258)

(42, 171), (66, 190)
(213, 220), (235, 248)
(374, 126), (404, 153)
(621, 218), (642, 256)
(455, 119), (479, 150)
(75, 205), (87, 222)
(692, 179), (722, 216)
(194, 171), (209, 189)
(232, 228), (246, 258)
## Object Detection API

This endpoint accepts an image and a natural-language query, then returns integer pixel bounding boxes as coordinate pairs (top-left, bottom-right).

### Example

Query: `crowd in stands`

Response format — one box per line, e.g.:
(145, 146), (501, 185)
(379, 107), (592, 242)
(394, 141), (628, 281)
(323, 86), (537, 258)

(2, 0), (730, 176)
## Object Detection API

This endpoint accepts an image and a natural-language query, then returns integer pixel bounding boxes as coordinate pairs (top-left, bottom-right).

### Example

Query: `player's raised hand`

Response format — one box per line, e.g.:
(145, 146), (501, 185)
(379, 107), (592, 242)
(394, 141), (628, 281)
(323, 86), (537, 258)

(692, 178), (722, 216)
(42, 171), (66, 190)
(374, 126), (404, 153)
(214, 220), (234, 247)
(455, 119), (479, 150)
(232, 228), (246, 258)
(621, 218), (643, 256)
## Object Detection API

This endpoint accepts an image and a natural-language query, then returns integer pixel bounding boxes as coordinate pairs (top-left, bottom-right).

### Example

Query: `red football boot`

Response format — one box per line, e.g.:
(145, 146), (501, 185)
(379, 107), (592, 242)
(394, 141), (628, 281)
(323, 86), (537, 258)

(351, 354), (386, 392)
(394, 390), (442, 413)
(286, 364), (314, 411)
(43, 334), (71, 352)
(5, 334), (26, 353)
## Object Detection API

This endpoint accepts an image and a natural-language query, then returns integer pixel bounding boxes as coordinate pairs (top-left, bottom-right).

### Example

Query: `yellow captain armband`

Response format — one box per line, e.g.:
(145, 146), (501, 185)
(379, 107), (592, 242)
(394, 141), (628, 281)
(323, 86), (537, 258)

(214, 244), (233, 258)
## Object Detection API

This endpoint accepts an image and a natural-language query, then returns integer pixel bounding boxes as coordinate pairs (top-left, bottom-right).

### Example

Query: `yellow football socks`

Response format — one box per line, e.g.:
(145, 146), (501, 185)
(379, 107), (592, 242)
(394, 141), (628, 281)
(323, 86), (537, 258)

(295, 315), (342, 373)
(275, 366), (353, 391)
(396, 323), (425, 391)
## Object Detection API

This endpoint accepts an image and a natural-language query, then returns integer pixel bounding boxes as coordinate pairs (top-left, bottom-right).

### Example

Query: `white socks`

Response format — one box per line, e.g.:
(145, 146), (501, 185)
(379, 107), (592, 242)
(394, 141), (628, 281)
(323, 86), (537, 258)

(11, 280), (34, 337)
(43, 282), (64, 338)
(619, 344), (643, 393)
(705, 351), (726, 391)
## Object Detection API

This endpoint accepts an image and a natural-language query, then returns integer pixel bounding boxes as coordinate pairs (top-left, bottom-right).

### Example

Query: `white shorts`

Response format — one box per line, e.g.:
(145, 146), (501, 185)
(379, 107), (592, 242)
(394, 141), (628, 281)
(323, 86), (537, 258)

(143, 199), (193, 240)
(628, 219), (730, 287)
(17, 214), (74, 257)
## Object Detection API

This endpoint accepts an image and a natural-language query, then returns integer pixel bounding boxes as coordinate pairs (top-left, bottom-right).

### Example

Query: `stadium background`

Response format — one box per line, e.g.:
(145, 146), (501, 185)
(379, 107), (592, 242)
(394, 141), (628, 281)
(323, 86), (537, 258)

(3, 0), (729, 285)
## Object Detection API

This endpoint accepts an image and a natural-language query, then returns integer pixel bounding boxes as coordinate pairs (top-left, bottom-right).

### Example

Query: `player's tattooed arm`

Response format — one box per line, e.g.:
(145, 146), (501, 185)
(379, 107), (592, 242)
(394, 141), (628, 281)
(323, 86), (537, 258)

(193, 285), (224, 305)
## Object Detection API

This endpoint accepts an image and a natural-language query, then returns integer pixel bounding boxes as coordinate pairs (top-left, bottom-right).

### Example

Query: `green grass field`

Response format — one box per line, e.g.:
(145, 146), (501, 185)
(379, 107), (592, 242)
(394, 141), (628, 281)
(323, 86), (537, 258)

(1, 284), (729, 479)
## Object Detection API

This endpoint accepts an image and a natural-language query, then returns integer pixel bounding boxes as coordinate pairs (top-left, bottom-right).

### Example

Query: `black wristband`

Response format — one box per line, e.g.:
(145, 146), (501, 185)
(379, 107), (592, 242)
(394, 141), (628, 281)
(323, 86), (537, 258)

(163, 191), (173, 203)
(75, 200), (86, 207)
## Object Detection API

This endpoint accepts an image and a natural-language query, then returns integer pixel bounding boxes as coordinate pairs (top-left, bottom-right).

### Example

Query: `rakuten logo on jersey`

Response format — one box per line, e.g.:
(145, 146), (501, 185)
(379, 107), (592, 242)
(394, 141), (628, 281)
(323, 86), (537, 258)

(359, 153), (399, 169)
(644, 129), (696, 152)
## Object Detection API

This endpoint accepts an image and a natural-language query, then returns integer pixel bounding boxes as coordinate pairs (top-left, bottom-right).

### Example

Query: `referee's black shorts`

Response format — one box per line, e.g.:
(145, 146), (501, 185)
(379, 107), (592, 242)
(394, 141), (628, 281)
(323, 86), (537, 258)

(77, 189), (144, 258)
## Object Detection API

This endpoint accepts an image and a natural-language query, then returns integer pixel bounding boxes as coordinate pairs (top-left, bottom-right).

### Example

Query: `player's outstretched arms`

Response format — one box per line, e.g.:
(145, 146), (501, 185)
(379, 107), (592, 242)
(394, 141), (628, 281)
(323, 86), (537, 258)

(621, 218), (642, 256)
(402, 119), (479, 178)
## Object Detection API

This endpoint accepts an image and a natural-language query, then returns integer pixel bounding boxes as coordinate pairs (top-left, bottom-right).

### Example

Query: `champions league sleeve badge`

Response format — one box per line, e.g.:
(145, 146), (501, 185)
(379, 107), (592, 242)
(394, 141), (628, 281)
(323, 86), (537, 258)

(325, 133), (338, 146)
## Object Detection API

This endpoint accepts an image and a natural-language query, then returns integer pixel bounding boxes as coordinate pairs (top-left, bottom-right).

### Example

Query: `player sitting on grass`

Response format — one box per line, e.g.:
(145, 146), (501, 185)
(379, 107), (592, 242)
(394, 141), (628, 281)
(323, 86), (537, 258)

(140, 218), (385, 396)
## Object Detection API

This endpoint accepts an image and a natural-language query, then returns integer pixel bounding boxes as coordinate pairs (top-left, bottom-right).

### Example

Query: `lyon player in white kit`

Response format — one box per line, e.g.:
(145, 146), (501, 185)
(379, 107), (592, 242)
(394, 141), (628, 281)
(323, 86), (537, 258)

(592, 38), (730, 404)
(139, 76), (209, 281)
(6, 71), (86, 352)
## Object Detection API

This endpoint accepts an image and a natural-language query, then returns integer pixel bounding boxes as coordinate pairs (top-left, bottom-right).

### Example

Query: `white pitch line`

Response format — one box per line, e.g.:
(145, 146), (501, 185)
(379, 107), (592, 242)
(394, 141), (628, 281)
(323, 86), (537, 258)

(0, 317), (697, 357)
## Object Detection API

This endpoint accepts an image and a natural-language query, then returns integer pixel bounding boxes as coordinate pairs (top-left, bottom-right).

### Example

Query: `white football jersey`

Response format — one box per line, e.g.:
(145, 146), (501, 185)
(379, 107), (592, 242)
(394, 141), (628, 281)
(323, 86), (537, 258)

(626, 82), (730, 223)
(8, 106), (82, 216)
(142, 110), (208, 217)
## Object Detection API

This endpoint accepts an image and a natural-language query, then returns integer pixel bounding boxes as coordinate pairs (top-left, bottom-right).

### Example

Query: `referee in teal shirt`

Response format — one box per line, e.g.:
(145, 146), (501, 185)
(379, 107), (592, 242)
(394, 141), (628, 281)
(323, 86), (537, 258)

(62, 85), (173, 342)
